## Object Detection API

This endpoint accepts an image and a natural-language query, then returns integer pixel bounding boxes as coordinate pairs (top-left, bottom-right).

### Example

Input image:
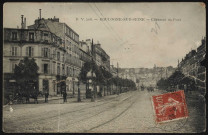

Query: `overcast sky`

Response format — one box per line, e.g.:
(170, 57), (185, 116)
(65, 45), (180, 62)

(3, 2), (206, 68)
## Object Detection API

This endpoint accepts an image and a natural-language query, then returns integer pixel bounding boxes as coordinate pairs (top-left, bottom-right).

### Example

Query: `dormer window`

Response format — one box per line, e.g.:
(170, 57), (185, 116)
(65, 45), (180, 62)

(12, 32), (17, 40)
(29, 32), (34, 41)
(44, 33), (48, 42)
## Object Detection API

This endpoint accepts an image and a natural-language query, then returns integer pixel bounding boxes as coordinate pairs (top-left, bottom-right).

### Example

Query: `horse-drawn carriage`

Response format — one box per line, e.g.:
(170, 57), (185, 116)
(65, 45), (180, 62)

(14, 90), (43, 104)
(147, 86), (154, 92)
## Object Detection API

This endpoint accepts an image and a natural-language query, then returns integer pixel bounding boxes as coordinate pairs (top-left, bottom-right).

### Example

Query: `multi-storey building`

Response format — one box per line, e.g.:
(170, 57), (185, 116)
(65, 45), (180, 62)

(93, 42), (110, 71)
(178, 37), (206, 94)
(4, 23), (64, 95)
(27, 16), (82, 94)
(4, 13), (112, 97)
(79, 40), (91, 66)
(3, 14), (82, 96)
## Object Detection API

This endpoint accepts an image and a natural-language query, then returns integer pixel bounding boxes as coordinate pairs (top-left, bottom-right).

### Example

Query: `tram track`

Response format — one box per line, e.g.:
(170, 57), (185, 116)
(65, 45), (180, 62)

(5, 91), (135, 131)
(84, 92), (139, 132)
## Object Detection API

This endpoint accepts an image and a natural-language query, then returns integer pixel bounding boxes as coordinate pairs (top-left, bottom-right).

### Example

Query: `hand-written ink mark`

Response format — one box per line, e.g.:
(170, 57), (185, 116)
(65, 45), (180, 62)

(151, 21), (160, 34)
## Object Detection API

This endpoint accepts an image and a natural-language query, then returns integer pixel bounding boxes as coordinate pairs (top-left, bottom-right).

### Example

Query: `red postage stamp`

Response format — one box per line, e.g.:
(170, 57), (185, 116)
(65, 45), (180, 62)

(152, 90), (188, 123)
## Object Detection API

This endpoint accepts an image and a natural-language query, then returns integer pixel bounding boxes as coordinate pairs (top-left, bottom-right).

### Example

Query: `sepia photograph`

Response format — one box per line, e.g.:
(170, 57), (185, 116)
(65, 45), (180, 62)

(2, 2), (206, 133)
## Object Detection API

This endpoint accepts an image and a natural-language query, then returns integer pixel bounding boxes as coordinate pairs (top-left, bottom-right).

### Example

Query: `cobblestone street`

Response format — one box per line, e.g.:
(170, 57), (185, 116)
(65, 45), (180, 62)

(3, 90), (205, 133)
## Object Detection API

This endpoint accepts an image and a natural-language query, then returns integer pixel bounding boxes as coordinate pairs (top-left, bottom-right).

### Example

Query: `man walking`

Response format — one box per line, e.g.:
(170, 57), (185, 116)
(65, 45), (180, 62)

(45, 92), (49, 103)
(63, 91), (67, 103)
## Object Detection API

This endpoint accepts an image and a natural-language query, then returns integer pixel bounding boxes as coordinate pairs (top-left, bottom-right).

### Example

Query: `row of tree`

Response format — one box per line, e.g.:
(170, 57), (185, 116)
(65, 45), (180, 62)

(157, 70), (196, 92)
(5, 57), (137, 104)
(79, 61), (136, 97)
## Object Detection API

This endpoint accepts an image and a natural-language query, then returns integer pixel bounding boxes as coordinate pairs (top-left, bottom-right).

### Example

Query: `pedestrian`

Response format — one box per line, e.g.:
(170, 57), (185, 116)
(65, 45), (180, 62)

(34, 96), (38, 104)
(9, 94), (13, 105)
(45, 92), (49, 103)
(184, 84), (187, 93)
(26, 96), (29, 103)
(63, 92), (66, 103)
(34, 91), (38, 104)
(65, 92), (67, 102)
(63, 92), (67, 103)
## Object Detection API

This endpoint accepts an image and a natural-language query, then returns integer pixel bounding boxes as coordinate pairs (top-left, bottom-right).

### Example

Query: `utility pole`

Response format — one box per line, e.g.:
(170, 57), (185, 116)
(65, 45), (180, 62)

(91, 39), (95, 101)
(117, 62), (119, 95)
(73, 67), (75, 96)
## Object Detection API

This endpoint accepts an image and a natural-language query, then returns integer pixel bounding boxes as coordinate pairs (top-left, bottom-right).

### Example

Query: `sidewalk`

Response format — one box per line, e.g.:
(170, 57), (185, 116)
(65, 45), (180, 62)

(5, 92), (123, 106)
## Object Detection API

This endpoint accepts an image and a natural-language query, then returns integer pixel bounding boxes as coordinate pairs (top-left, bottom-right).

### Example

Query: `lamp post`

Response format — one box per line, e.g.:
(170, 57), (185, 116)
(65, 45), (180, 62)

(87, 69), (96, 102)
(77, 79), (81, 102)
(72, 67), (75, 96)
(72, 77), (75, 95)
(89, 79), (94, 102)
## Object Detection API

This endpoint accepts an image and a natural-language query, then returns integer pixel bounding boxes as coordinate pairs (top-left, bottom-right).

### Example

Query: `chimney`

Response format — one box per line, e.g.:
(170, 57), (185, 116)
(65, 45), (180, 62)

(39, 9), (42, 19)
(24, 17), (26, 29)
(21, 15), (24, 29)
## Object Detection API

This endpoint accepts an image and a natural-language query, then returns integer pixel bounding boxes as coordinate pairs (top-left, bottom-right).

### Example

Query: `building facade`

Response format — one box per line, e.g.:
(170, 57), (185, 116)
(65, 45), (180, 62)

(3, 27), (66, 95)
(178, 37), (206, 94)
(27, 16), (81, 95)
(3, 14), (111, 96)
(118, 66), (175, 89)
(93, 42), (110, 72)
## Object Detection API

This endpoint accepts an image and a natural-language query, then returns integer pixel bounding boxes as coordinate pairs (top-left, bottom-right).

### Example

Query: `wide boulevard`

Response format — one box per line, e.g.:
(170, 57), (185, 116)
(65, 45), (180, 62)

(3, 89), (205, 133)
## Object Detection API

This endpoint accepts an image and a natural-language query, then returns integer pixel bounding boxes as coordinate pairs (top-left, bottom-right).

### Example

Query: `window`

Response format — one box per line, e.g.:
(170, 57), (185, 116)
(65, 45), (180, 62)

(44, 33), (48, 42)
(52, 50), (56, 59)
(67, 66), (69, 76)
(69, 43), (71, 51)
(57, 64), (60, 75)
(29, 32), (34, 41)
(44, 64), (48, 74)
(70, 31), (72, 38)
(42, 48), (50, 58)
(62, 64), (65, 75)
(57, 52), (60, 61)
(26, 47), (34, 57)
(62, 54), (65, 62)
(11, 47), (18, 56)
(12, 32), (17, 40)
(52, 63), (56, 74)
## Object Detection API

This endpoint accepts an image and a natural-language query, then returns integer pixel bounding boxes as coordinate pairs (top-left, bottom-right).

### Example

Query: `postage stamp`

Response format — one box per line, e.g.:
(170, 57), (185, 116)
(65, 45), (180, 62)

(152, 90), (188, 123)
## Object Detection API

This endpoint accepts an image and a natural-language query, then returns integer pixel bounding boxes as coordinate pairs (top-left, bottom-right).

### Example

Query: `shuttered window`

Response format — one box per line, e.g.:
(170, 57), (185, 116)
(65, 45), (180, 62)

(42, 63), (50, 74)
(57, 64), (60, 75)
(11, 47), (18, 56)
(57, 52), (60, 61)
(26, 47), (34, 57)
(42, 47), (50, 58)
(62, 64), (65, 75)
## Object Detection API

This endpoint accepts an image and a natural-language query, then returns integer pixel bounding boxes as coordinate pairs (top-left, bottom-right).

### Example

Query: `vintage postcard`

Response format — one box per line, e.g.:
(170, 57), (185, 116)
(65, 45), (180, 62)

(2, 2), (206, 133)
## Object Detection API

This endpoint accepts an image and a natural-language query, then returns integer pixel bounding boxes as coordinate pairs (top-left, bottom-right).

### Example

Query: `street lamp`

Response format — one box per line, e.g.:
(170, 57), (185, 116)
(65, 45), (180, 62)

(87, 69), (96, 102)
(77, 78), (81, 102)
